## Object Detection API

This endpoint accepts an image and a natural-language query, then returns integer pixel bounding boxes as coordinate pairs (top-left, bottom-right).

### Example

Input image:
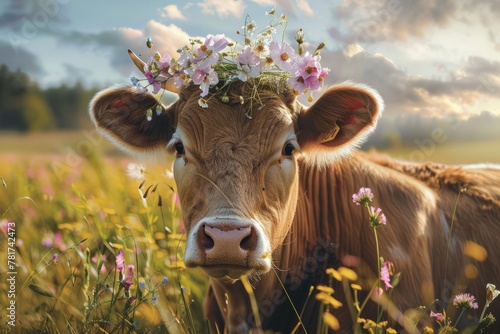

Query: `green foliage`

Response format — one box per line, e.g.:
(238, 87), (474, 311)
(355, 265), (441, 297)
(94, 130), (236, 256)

(0, 64), (98, 132)
(0, 153), (207, 333)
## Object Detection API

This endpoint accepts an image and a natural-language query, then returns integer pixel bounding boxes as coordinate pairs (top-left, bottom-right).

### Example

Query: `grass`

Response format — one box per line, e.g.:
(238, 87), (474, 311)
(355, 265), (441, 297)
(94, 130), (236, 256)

(0, 131), (207, 333)
(1, 130), (498, 333)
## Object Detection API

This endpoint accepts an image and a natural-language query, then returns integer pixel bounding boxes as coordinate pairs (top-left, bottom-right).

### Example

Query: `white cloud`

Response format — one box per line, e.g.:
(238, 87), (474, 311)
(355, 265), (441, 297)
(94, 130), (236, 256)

(159, 5), (187, 21)
(296, 0), (313, 16)
(198, 0), (245, 18)
(145, 20), (194, 56)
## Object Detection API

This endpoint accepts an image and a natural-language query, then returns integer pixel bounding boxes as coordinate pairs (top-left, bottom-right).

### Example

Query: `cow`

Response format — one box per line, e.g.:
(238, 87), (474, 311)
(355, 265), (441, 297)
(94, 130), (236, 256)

(89, 66), (500, 332)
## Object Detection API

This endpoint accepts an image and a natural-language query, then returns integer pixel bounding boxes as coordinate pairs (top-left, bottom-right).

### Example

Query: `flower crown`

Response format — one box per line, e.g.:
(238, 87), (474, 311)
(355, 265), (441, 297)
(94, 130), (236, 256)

(130, 10), (329, 114)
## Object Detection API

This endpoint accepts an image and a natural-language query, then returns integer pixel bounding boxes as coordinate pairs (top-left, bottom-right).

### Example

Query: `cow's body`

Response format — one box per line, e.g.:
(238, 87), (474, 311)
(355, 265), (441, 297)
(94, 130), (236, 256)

(90, 79), (500, 333)
(203, 153), (500, 333)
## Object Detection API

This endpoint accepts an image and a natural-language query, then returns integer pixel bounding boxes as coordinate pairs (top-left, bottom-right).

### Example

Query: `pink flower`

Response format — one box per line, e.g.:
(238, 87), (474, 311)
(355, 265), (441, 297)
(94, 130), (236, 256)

(144, 57), (170, 94)
(269, 40), (297, 73)
(121, 264), (135, 291)
(54, 232), (66, 251)
(188, 66), (219, 97)
(144, 70), (164, 94)
(288, 52), (329, 93)
(380, 261), (393, 291)
(152, 292), (159, 305)
(115, 249), (125, 274)
(430, 311), (444, 322)
(236, 46), (261, 81)
(159, 54), (171, 74)
(195, 34), (228, 69)
(375, 287), (383, 296)
(453, 293), (479, 310)
(53, 253), (59, 263)
(369, 206), (387, 228)
(42, 236), (53, 248)
(352, 187), (374, 207)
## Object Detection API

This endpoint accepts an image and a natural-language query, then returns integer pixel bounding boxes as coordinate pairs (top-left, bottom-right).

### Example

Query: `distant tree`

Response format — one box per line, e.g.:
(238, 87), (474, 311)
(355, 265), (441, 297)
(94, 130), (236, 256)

(22, 91), (56, 131)
(44, 82), (98, 129)
(0, 65), (98, 131)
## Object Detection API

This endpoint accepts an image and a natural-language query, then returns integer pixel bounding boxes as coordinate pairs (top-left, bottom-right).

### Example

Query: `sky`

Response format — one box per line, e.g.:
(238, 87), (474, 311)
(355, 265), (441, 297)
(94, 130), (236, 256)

(1, 0), (500, 119)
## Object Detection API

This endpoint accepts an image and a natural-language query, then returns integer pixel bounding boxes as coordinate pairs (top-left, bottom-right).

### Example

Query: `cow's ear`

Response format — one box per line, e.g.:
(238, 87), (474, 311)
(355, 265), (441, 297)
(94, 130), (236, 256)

(297, 82), (383, 166)
(89, 86), (176, 160)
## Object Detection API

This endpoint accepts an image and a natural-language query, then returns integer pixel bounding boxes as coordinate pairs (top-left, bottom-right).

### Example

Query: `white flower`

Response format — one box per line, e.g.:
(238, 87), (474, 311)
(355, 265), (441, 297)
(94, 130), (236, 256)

(127, 162), (146, 181)
(486, 283), (500, 307)
(198, 98), (209, 108)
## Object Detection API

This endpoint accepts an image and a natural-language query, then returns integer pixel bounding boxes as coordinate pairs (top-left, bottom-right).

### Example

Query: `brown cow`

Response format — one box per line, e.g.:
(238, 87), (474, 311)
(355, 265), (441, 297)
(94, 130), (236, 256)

(89, 79), (500, 333)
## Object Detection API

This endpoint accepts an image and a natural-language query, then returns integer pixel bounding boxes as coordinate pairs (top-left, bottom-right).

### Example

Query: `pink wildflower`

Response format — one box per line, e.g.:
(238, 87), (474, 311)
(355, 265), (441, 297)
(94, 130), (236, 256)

(430, 311), (444, 322)
(453, 293), (479, 310)
(237, 46), (261, 81)
(121, 264), (135, 291)
(159, 54), (171, 75)
(368, 206), (387, 228)
(195, 34), (228, 69)
(53, 253), (59, 263)
(288, 52), (329, 93)
(144, 57), (170, 94)
(352, 187), (374, 207)
(42, 236), (53, 248)
(115, 249), (125, 274)
(269, 40), (297, 73)
(54, 232), (66, 251)
(380, 261), (393, 291)
(375, 287), (383, 296)
(152, 292), (159, 305)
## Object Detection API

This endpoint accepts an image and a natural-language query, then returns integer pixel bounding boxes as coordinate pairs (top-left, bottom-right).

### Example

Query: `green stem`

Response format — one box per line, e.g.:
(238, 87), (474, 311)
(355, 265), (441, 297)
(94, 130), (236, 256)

(374, 227), (382, 324)
(479, 302), (489, 321)
(444, 189), (463, 287)
(453, 308), (465, 328)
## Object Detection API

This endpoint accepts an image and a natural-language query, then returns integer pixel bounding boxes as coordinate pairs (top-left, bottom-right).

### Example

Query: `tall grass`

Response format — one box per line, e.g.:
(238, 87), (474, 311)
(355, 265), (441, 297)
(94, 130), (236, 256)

(0, 151), (206, 333)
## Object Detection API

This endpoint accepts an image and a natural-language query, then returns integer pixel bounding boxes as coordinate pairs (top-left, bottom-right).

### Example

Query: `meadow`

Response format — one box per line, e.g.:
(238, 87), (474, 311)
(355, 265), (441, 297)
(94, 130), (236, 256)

(1, 130), (499, 333)
(0, 131), (207, 333)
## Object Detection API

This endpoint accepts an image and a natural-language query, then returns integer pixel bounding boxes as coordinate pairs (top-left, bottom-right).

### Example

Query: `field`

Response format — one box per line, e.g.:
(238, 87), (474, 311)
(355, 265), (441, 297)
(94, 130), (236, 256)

(1, 130), (499, 333)
(0, 131), (207, 333)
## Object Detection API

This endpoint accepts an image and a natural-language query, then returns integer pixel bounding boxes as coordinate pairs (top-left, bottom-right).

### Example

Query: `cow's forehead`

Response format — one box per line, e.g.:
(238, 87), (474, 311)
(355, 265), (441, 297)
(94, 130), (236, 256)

(175, 90), (298, 156)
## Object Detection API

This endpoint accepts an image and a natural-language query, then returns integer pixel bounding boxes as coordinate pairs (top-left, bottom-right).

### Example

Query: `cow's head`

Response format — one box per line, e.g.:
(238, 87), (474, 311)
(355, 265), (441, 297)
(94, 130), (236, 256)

(90, 79), (383, 279)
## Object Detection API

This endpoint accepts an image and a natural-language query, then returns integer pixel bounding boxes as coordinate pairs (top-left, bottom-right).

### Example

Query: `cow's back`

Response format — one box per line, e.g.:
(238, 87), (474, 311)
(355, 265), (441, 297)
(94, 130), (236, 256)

(366, 152), (500, 326)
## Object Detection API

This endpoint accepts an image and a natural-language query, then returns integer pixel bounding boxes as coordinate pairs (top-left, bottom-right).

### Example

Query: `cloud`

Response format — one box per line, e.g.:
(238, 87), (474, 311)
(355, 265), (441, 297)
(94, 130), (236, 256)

(159, 5), (187, 21)
(296, 0), (313, 16)
(0, 39), (44, 75)
(332, 0), (459, 43)
(55, 20), (195, 77)
(0, 0), (69, 31)
(198, 0), (246, 18)
(250, 0), (295, 13)
(321, 45), (500, 118)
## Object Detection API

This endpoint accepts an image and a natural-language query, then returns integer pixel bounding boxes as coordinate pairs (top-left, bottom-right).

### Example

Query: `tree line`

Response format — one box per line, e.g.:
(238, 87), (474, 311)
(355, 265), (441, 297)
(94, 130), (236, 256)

(0, 64), (99, 131)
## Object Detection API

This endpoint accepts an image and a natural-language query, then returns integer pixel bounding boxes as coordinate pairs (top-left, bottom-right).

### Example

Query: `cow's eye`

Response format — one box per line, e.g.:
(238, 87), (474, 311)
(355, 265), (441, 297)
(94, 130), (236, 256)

(174, 141), (185, 155)
(282, 142), (295, 156)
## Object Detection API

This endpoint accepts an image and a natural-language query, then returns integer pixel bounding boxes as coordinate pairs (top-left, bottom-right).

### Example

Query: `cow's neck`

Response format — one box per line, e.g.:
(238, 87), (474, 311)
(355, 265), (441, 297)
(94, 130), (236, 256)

(291, 153), (369, 262)
(208, 247), (287, 332)
(208, 154), (372, 332)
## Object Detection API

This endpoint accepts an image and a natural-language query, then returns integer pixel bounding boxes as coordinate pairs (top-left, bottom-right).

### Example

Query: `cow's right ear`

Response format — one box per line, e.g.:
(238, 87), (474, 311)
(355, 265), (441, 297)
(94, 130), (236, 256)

(297, 82), (383, 167)
(89, 86), (176, 159)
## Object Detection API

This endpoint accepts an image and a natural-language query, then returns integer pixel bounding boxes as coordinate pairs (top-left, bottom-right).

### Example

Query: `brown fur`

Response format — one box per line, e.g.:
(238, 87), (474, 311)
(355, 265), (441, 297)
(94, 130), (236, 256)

(90, 81), (500, 333)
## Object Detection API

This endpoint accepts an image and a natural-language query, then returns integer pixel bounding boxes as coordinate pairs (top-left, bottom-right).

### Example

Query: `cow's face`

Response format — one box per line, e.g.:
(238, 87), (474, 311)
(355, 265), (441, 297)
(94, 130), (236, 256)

(90, 81), (383, 279)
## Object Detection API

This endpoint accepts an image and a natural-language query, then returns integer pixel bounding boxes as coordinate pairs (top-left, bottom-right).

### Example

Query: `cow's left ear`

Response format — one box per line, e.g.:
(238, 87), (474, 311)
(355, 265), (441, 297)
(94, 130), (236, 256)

(89, 86), (177, 161)
(297, 81), (383, 165)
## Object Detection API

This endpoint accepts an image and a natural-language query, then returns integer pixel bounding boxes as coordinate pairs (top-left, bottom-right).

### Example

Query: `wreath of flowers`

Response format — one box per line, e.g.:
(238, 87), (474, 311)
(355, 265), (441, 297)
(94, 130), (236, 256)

(130, 9), (330, 114)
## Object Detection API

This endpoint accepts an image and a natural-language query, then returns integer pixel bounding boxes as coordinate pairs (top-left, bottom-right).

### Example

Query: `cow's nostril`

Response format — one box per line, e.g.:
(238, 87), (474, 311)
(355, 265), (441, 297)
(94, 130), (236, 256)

(199, 225), (215, 250)
(240, 228), (257, 251)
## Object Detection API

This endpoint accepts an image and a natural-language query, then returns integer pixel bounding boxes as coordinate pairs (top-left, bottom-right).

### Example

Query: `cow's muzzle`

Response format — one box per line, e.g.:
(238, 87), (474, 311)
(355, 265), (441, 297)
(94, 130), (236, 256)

(184, 216), (271, 278)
